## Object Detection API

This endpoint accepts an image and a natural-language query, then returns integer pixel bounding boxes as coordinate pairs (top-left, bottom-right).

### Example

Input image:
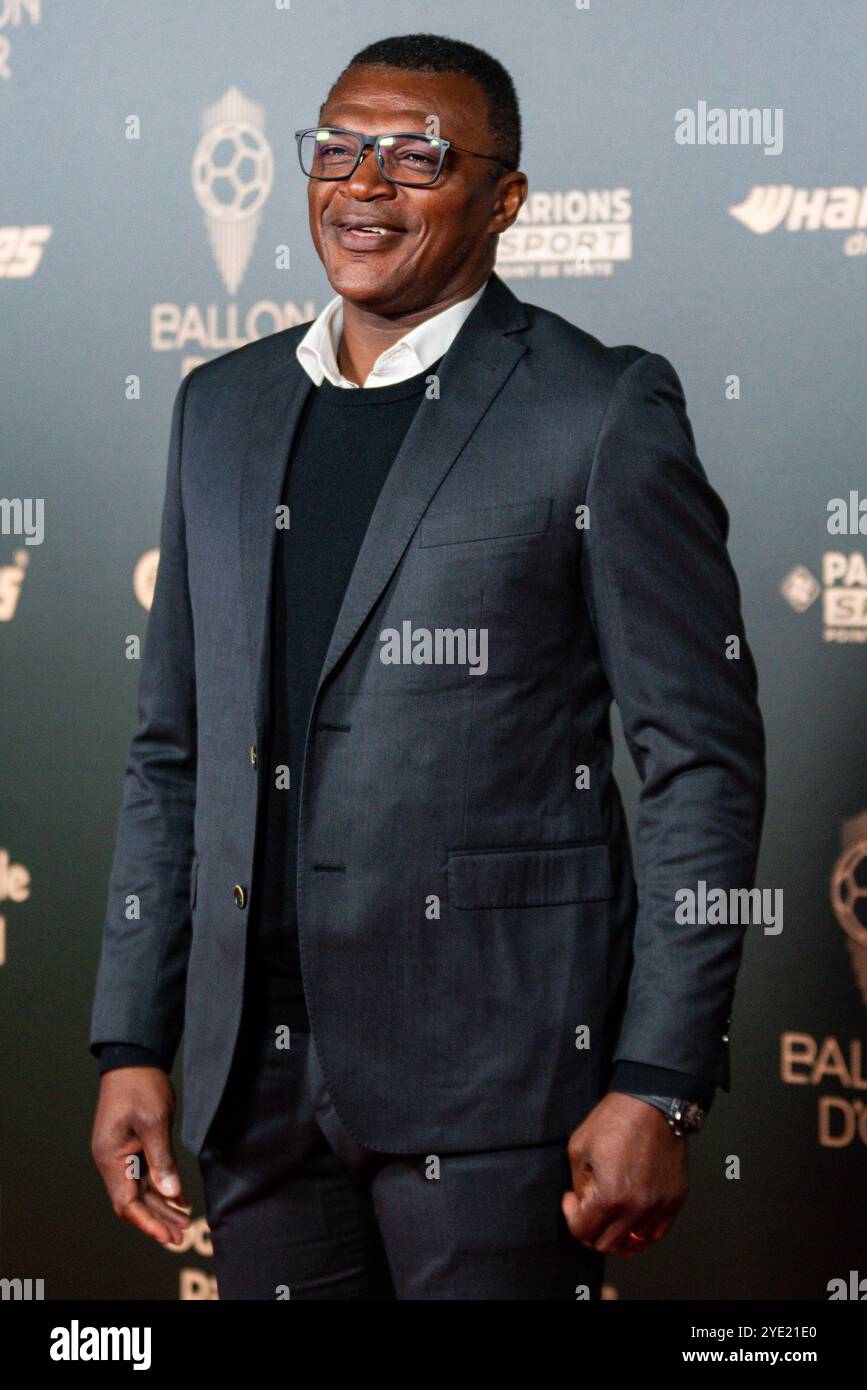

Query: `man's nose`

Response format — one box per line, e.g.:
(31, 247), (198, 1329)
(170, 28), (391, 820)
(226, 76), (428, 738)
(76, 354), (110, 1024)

(344, 144), (393, 198)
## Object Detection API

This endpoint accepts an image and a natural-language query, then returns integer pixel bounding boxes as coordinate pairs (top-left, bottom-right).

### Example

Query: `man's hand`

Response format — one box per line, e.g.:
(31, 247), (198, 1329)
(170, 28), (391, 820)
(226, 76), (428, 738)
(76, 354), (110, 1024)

(562, 1092), (688, 1255)
(91, 1068), (193, 1246)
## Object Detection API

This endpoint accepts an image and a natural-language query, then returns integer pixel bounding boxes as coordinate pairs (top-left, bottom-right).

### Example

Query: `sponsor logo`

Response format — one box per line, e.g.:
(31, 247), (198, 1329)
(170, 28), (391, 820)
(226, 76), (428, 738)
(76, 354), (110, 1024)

(729, 185), (867, 255)
(152, 88), (313, 375)
(0, 846), (30, 966)
(0, 0), (40, 81)
(165, 1214), (217, 1300)
(831, 810), (867, 1004)
(496, 188), (632, 279)
(0, 225), (51, 276)
(780, 552), (867, 642)
(781, 1031), (867, 1147)
(192, 86), (273, 295)
(780, 812), (867, 1148)
(180, 1269), (218, 1299)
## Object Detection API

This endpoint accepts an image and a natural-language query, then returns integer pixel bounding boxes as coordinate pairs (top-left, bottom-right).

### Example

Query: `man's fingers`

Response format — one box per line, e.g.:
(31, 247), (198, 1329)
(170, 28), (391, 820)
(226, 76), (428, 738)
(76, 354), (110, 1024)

(648, 1211), (677, 1245)
(595, 1211), (658, 1255)
(139, 1122), (188, 1206)
(563, 1172), (664, 1254)
(101, 1159), (188, 1245)
(97, 1154), (175, 1246)
(114, 1192), (177, 1245)
(92, 1071), (191, 1246)
(561, 1185), (618, 1247)
(564, 1142), (604, 1243)
(563, 1098), (690, 1255)
(566, 1139), (593, 1198)
(597, 1199), (679, 1255)
(140, 1172), (192, 1241)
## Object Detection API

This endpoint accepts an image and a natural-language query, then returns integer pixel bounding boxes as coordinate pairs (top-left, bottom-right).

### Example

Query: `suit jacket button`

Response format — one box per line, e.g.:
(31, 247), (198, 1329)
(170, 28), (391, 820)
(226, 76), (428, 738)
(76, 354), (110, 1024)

(249, 745), (257, 769)
(233, 884), (247, 909)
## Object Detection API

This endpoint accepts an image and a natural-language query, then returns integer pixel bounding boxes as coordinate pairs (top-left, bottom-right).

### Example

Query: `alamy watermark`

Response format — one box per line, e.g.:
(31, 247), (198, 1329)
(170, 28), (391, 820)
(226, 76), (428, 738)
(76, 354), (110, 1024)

(675, 102), (783, 156)
(49, 1321), (151, 1370)
(675, 881), (783, 935)
(1, 1276), (44, 1299)
(379, 622), (488, 675)
(0, 497), (43, 545)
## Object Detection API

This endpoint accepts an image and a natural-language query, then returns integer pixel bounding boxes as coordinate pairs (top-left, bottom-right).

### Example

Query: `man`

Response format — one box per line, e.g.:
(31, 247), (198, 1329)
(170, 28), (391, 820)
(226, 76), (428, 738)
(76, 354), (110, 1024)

(90, 33), (765, 1300)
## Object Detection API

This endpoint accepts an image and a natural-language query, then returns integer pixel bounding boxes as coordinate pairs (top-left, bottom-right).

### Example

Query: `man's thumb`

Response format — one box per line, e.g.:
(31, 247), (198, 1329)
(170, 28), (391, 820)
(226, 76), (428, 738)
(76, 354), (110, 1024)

(140, 1126), (181, 1198)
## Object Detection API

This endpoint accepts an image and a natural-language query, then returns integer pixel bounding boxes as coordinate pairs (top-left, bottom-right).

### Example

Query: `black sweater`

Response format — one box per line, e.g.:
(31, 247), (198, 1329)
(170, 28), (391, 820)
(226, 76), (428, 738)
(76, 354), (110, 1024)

(247, 361), (442, 1019)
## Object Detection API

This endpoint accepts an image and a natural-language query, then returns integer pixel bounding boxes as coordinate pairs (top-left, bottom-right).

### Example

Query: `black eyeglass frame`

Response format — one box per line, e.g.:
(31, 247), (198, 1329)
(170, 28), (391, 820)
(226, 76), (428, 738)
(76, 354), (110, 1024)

(294, 126), (510, 186)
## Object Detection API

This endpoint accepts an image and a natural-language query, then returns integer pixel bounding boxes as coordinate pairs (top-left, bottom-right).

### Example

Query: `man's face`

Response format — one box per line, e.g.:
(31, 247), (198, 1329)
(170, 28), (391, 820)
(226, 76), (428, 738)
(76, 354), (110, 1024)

(306, 64), (522, 315)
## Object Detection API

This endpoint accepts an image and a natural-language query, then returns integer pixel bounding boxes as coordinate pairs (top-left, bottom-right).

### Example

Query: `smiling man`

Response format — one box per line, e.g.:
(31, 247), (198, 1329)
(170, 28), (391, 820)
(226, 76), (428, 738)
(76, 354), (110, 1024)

(90, 33), (765, 1300)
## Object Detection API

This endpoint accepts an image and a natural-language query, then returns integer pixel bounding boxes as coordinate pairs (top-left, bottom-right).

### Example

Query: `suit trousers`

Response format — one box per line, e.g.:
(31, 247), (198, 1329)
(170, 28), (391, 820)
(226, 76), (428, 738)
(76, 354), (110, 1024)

(198, 974), (604, 1301)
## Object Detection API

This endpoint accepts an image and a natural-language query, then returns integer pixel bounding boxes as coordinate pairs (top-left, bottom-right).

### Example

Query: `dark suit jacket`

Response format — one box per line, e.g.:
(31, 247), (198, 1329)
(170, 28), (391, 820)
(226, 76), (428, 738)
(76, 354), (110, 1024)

(90, 272), (765, 1157)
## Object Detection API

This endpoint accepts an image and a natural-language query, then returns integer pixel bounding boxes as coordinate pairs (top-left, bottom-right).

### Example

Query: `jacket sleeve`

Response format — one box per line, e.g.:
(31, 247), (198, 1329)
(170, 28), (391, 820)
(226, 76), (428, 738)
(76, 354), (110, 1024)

(581, 351), (766, 1090)
(95, 1042), (169, 1074)
(89, 369), (199, 1068)
(609, 1059), (714, 1112)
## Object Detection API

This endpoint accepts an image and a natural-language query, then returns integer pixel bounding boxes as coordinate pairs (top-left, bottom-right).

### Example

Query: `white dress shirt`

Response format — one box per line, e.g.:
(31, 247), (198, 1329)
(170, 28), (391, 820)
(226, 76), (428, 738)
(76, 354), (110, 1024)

(296, 278), (489, 389)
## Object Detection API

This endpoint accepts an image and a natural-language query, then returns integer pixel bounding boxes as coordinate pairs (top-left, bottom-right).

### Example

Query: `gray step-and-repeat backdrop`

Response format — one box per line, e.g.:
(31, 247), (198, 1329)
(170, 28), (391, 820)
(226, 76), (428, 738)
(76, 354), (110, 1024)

(1, 1), (864, 1300)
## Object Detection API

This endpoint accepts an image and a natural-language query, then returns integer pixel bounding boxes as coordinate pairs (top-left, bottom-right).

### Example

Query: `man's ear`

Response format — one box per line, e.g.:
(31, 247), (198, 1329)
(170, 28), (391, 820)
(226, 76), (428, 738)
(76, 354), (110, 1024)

(493, 170), (528, 233)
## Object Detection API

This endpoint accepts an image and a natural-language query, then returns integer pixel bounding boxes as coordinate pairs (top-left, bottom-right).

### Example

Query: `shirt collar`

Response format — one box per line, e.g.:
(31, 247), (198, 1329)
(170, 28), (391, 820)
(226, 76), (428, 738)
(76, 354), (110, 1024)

(296, 277), (489, 389)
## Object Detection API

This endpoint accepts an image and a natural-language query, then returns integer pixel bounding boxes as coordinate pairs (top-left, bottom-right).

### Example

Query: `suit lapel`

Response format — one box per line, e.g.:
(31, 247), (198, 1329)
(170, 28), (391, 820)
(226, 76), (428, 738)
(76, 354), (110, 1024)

(238, 357), (313, 739)
(316, 274), (529, 696)
(239, 272), (530, 735)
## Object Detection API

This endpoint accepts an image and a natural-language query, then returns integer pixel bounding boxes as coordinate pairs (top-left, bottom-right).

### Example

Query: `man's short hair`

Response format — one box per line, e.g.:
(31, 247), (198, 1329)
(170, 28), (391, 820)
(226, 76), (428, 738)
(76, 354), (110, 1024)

(324, 32), (522, 171)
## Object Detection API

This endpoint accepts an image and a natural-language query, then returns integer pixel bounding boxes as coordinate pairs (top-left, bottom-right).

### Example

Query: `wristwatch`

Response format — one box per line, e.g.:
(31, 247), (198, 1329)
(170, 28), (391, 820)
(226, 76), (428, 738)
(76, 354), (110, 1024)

(629, 1093), (706, 1136)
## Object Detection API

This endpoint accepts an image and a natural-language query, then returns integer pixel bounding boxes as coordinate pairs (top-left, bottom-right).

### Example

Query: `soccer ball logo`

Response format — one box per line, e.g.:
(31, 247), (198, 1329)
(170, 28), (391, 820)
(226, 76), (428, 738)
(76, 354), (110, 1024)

(831, 839), (867, 948)
(192, 120), (273, 224)
(192, 89), (273, 294)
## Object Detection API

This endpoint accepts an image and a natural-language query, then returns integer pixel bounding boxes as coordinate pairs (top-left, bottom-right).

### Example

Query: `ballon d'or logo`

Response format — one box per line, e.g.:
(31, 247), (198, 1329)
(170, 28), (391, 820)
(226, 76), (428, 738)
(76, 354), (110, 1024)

(830, 810), (867, 1007)
(192, 87), (274, 295)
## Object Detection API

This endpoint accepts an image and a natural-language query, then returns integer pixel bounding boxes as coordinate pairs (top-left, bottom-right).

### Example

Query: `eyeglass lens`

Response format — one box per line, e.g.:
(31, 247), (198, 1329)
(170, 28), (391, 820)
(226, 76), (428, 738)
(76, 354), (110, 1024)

(299, 129), (445, 184)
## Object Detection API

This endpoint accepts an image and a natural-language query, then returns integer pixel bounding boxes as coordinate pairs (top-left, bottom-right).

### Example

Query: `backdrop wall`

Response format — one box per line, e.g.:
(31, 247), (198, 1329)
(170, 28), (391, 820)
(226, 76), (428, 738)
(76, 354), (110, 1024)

(1, 0), (864, 1300)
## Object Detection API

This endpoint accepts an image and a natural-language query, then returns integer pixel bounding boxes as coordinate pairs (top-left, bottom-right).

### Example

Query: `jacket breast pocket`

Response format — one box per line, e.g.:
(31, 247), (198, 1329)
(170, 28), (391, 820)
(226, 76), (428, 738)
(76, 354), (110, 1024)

(447, 840), (614, 910)
(419, 497), (553, 548)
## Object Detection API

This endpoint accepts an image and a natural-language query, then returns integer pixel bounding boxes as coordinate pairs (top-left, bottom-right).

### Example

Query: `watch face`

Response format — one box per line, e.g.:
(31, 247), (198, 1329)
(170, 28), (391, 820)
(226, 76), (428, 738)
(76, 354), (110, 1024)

(678, 1102), (705, 1132)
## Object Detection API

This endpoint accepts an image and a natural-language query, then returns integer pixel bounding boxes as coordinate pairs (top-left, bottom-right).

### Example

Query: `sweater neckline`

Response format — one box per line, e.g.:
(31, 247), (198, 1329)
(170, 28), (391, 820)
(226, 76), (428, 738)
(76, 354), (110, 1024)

(311, 355), (444, 406)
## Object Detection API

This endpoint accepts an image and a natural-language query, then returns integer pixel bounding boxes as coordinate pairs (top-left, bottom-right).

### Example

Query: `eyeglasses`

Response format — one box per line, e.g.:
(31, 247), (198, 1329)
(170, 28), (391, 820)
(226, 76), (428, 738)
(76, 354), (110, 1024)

(294, 126), (509, 187)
